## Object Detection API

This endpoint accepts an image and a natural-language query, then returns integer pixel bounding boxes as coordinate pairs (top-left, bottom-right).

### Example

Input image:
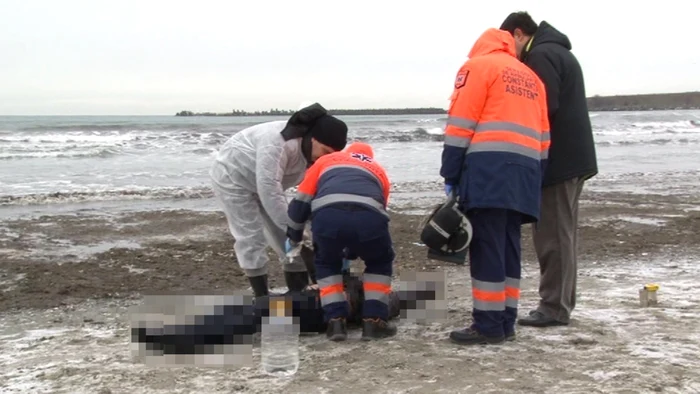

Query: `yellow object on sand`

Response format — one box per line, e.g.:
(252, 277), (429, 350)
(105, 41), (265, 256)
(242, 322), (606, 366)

(272, 298), (289, 317)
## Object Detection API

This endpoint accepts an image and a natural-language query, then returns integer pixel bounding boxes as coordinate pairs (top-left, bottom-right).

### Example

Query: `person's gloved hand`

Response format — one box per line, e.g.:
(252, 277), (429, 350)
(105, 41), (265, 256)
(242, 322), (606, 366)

(444, 183), (455, 196)
(285, 239), (298, 253)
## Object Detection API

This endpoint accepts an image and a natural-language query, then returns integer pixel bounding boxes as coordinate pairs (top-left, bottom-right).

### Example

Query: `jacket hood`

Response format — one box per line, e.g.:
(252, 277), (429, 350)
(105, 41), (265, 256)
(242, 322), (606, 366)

(530, 21), (572, 51)
(345, 142), (374, 159)
(468, 28), (516, 58)
(280, 102), (328, 141)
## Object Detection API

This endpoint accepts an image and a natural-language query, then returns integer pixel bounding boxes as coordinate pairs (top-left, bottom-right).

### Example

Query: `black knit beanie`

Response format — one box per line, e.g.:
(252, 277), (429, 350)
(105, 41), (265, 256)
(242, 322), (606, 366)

(308, 115), (348, 152)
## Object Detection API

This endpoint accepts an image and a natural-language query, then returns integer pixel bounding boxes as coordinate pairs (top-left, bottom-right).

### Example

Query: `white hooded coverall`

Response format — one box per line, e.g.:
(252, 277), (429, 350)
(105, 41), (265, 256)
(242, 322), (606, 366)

(210, 121), (309, 277)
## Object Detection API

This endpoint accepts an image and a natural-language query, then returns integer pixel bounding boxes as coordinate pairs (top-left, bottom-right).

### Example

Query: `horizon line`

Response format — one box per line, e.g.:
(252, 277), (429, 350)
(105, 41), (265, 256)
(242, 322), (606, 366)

(3, 90), (700, 117)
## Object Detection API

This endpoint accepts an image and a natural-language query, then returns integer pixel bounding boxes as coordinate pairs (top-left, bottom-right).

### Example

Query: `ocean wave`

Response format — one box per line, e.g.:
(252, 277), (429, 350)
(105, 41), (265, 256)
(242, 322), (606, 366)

(0, 187), (215, 206)
(597, 138), (700, 147)
(2, 117), (699, 166)
(0, 147), (122, 160)
(0, 128), (447, 160)
(356, 127), (445, 143)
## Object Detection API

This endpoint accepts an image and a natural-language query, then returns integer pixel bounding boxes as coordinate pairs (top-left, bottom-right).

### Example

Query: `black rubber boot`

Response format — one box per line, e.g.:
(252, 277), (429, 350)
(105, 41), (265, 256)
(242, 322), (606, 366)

(326, 317), (348, 342)
(248, 275), (269, 297)
(449, 327), (505, 345)
(284, 271), (309, 292)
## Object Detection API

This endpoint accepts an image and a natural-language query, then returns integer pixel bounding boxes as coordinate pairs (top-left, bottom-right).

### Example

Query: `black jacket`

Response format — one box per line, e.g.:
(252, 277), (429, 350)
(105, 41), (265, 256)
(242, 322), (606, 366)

(522, 21), (598, 186)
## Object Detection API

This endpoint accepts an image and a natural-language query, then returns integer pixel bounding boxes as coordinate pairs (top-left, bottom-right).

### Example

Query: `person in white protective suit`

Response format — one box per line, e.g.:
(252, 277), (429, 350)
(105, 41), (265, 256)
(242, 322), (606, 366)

(210, 103), (348, 297)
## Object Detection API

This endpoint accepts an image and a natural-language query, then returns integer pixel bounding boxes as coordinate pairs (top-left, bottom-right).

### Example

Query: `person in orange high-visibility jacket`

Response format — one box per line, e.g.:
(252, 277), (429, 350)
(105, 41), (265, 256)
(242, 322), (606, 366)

(440, 28), (550, 346)
(286, 142), (397, 342)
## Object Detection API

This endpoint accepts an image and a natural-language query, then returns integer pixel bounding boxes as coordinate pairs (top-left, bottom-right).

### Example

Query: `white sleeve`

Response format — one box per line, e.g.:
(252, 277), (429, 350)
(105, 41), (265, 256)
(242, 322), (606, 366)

(255, 142), (292, 230)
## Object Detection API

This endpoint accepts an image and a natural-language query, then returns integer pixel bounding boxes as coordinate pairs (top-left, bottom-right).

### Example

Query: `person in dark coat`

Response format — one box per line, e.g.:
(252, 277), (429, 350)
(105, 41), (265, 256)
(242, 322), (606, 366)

(499, 12), (598, 327)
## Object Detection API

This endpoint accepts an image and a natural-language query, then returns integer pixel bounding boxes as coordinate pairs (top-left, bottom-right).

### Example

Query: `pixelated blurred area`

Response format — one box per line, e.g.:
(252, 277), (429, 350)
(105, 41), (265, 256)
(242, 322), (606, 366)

(398, 270), (448, 323)
(129, 294), (257, 368)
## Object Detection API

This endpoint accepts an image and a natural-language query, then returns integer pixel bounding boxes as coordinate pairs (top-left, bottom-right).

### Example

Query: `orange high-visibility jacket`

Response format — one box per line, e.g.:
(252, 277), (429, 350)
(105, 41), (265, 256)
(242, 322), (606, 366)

(286, 142), (391, 242)
(440, 28), (550, 223)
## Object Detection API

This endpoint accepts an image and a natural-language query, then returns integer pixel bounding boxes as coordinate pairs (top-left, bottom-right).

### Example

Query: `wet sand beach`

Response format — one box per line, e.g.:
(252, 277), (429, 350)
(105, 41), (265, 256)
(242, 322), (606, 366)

(1, 188), (699, 393)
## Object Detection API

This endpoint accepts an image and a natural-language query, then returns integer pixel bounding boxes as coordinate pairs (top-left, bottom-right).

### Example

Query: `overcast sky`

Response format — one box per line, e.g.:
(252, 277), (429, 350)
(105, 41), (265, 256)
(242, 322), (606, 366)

(1, 0), (697, 115)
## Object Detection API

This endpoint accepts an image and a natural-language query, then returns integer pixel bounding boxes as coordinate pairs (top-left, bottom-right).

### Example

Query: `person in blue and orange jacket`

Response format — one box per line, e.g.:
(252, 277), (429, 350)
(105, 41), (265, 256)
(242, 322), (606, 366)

(285, 142), (397, 342)
(440, 27), (550, 346)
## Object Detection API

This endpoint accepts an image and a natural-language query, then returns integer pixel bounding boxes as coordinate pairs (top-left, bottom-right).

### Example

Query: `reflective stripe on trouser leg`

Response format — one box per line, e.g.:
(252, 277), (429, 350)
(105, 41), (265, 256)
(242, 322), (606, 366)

(467, 208), (508, 337)
(471, 278), (506, 336)
(363, 273), (392, 321)
(504, 277), (521, 335)
(317, 275), (349, 320)
(504, 210), (522, 334)
(505, 277), (520, 309)
(472, 279), (506, 311)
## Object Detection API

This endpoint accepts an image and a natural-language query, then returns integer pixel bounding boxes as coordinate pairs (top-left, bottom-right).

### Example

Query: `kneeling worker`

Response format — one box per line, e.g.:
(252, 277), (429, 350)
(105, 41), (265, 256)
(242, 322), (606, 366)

(210, 103), (348, 297)
(285, 142), (397, 342)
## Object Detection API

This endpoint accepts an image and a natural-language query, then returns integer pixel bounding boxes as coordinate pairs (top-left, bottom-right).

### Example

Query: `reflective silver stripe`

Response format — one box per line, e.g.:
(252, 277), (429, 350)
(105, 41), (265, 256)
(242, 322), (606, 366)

(364, 273), (391, 285)
(318, 275), (346, 305)
(365, 291), (389, 305)
(295, 192), (313, 203)
(444, 134), (471, 148)
(321, 292), (346, 305)
(428, 220), (450, 239)
(475, 121), (542, 141)
(505, 277), (520, 289)
(505, 277), (520, 309)
(287, 221), (305, 230)
(446, 116), (478, 131)
(472, 279), (505, 312)
(472, 279), (504, 292)
(320, 164), (383, 190)
(468, 141), (541, 160)
(310, 193), (389, 218)
(540, 131), (551, 160)
(445, 116), (476, 148)
(473, 299), (506, 311)
(363, 274), (392, 305)
(318, 275), (343, 288)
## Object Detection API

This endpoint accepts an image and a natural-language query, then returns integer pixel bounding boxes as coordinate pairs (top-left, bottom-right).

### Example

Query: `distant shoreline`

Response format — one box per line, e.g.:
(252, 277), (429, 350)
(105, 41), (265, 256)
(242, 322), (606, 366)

(175, 108), (448, 117)
(175, 91), (700, 116)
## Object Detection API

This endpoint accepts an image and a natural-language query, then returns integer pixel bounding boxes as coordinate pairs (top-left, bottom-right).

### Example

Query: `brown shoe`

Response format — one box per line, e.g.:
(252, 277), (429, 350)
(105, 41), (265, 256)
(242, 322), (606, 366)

(361, 318), (397, 341)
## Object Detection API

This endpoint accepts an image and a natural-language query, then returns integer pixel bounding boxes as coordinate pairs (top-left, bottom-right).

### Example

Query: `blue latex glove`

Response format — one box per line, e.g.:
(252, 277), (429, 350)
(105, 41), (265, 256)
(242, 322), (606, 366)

(342, 258), (351, 272)
(284, 239), (296, 253)
(444, 183), (454, 196)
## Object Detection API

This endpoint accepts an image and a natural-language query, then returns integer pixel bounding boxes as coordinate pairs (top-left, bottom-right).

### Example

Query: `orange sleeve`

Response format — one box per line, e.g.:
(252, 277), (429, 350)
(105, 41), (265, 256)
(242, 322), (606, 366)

(287, 156), (328, 241)
(378, 165), (391, 207)
(440, 61), (490, 185)
(444, 62), (489, 146)
(296, 158), (324, 197)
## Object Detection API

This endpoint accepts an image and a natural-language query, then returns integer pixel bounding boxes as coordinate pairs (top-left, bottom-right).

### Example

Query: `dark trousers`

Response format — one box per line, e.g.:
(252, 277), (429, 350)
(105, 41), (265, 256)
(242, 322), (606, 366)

(533, 177), (585, 323)
(466, 208), (522, 337)
(312, 206), (395, 321)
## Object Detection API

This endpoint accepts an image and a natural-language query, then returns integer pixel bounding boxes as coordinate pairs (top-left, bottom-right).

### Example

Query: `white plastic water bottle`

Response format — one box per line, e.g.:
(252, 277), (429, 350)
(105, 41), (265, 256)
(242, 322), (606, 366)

(260, 297), (300, 377)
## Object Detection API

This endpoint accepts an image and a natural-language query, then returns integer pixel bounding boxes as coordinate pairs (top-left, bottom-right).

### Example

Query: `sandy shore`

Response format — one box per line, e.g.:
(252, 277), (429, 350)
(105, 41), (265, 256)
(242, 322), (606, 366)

(1, 190), (700, 393)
